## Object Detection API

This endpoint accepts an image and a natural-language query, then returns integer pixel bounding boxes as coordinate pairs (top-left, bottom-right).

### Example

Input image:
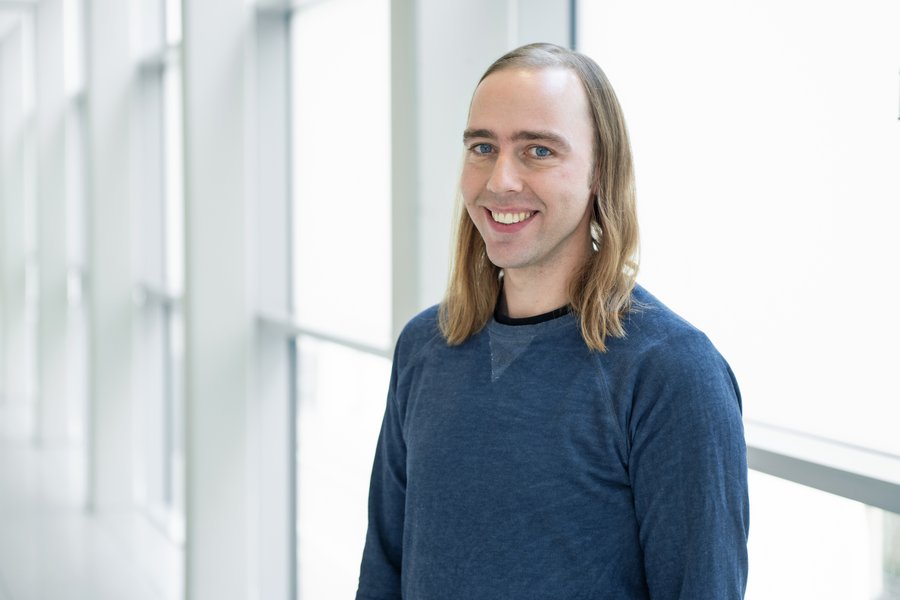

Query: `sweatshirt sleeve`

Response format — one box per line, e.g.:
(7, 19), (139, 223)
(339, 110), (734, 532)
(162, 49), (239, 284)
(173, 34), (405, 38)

(628, 332), (749, 599)
(356, 344), (407, 600)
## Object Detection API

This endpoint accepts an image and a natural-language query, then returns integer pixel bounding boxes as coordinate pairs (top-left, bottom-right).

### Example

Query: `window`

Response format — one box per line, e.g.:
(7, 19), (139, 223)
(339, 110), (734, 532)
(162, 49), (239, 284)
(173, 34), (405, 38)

(133, 0), (185, 539)
(63, 0), (88, 440)
(288, 0), (392, 596)
(0, 13), (37, 437)
(295, 338), (390, 598)
(290, 0), (392, 351)
(748, 470), (900, 599)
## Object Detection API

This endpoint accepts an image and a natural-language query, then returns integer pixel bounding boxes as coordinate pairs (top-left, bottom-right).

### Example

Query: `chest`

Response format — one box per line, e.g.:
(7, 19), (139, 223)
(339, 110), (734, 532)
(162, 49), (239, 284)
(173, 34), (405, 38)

(399, 337), (631, 498)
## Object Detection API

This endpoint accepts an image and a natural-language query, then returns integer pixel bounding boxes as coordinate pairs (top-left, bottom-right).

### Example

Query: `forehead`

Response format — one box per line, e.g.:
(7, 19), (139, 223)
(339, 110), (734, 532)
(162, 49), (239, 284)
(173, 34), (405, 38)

(467, 67), (592, 137)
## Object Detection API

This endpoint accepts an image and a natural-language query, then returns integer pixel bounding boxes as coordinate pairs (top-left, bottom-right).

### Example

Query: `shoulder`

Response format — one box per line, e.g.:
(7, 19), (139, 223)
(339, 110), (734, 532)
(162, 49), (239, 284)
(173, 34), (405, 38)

(611, 285), (740, 409)
(393, 305), (446, 368)
(613, 285), (723, 365)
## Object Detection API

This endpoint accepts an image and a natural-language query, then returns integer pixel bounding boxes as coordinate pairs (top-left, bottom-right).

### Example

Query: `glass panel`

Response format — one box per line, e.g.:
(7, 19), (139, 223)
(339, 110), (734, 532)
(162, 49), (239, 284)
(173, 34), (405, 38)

(163, 58), (184, 295)
(21, 13), (35, 116)
(136, 71), (165, 287)
(64, 104), (86, 270)
(134, 302), (167, 509)
(747, 471), (896, 599)
(137, 0), (164, 58)
(296, 336), (391, 599)
(165, 0), (182, 46)
(22, 45), (37, 412)
(133, 300), (183, 536)
(64, 68), (87, 443)
(578, 0), (900, 455)
(290, 0), (391, 349)
(65, 277), (88, 440)
(167, 305), (185, 524)
(886, 512), (900, 597)
(133, 26), (184, 533)
(62, 0), (85, 97)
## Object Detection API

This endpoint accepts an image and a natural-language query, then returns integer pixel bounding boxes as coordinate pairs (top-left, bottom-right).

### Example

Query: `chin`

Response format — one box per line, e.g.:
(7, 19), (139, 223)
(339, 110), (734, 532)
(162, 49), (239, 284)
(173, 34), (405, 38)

(485, 253), (526, 271)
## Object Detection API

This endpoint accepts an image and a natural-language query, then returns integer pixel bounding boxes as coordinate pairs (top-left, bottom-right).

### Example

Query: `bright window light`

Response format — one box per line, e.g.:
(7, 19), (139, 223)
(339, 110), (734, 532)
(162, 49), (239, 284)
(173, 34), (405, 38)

(296, 337), (391, 600)
(165, 0), (182, 46)
(163, 60), (184, 295)
(290, 0), (391, 349)
(62, 0), (84, 97)
(746, 470), (892, 599)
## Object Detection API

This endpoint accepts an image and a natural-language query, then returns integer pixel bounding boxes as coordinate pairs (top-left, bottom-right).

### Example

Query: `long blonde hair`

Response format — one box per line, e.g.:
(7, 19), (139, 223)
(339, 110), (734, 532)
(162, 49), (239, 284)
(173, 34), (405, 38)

(438, 43), (639, 352)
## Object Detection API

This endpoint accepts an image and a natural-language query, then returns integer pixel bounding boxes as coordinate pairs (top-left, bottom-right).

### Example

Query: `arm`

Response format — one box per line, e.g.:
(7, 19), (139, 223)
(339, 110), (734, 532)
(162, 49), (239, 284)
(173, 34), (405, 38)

(628, 334), (749, 599)
(356, 352), (407, 600)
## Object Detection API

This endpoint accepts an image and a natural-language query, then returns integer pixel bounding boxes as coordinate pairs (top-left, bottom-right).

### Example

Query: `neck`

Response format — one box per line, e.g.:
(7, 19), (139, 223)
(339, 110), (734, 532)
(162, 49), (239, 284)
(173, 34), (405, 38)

(497, 216), (594, 319)
(500, 263), (577, 318)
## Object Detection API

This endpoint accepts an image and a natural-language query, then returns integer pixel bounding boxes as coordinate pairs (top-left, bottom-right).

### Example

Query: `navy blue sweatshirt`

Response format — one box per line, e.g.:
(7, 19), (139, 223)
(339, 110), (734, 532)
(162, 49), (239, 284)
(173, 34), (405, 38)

(357, 286), (749, 599)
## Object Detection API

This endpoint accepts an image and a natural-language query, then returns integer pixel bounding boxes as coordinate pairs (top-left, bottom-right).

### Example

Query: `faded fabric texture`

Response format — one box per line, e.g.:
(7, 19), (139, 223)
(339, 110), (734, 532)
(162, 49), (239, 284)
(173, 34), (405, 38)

(356, 286), (749, 600)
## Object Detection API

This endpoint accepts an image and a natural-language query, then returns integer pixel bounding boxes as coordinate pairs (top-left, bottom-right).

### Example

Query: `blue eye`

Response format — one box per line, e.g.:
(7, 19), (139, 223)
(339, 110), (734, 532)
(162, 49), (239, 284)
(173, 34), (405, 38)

(531, 146), (552, 158)
(473, 143), (493, 155)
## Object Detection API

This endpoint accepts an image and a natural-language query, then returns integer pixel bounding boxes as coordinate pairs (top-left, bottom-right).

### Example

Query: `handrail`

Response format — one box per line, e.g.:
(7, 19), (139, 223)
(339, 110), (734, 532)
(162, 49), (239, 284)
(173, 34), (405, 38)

(255, 310), (393, 359)
(134, 281), (182, 309)
(746, 419), (900, 514)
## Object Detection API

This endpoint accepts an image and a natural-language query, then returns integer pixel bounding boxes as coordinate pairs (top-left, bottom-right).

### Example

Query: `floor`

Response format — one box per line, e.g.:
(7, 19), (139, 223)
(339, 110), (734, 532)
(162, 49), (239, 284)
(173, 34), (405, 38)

(0, 405), (181, 600)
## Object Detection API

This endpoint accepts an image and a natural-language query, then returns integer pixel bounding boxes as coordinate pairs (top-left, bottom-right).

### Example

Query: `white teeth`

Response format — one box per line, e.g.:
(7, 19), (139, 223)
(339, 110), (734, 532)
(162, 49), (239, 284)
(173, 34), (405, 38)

(491, 210), (534, 224)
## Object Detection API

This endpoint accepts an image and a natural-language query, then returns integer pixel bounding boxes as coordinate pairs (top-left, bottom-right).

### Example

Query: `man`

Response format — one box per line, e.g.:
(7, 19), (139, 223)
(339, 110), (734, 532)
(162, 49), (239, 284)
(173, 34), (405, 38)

(357, 43), (749, 599)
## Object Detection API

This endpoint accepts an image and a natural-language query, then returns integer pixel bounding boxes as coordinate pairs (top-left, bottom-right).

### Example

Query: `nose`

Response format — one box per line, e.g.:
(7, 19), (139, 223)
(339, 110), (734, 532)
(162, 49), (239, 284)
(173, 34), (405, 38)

(486, 152), (523, 194)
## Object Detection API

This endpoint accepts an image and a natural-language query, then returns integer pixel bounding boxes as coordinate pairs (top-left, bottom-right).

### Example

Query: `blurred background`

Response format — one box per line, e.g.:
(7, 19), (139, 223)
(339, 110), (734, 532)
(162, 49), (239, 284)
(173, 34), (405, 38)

(0, 0), (897, 598)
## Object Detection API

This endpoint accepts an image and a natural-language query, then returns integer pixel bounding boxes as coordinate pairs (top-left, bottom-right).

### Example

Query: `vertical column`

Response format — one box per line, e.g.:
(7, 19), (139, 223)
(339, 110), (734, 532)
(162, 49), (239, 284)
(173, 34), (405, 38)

(389, 0), (420, 342)
(34, 0), (68, 445)
(182, 0), (253, 597)
(85, 0), (135, 509)
(254, 9), (296, 600)
(0, 34), (4, 404)
(1, 24), (29, 434)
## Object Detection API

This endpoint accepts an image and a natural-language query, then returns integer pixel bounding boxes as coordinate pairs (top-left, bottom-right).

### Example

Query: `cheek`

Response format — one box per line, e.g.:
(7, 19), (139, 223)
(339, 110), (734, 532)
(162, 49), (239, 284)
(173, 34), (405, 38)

(459, 163), (485, 205)
(464, 202), (484, 229)
(564, 162), (594, 202)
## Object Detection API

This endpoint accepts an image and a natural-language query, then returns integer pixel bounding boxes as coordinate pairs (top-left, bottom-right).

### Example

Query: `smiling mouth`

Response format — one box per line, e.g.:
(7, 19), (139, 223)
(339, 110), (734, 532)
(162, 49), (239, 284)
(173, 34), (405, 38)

(490, 210), (536, 225)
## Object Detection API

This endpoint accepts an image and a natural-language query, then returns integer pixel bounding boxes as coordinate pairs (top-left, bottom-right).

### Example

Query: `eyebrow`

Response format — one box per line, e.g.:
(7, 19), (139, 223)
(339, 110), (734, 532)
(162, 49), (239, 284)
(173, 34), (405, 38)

(462, 128), (572, 152)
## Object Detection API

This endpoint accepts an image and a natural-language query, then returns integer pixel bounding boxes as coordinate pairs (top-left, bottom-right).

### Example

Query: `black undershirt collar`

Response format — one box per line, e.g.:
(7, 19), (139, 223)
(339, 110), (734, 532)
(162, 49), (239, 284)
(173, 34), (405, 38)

(494, 303), (571, 326)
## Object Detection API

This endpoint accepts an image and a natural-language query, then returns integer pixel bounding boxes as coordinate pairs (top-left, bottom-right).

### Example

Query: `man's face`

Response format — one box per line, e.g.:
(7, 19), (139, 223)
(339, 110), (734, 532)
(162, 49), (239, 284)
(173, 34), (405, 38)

(461, 67), (595, 277)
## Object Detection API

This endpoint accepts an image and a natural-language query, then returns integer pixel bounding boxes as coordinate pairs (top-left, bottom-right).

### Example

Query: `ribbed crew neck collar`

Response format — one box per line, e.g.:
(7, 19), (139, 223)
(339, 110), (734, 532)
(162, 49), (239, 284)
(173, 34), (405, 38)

(493, 303), (572, 326)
